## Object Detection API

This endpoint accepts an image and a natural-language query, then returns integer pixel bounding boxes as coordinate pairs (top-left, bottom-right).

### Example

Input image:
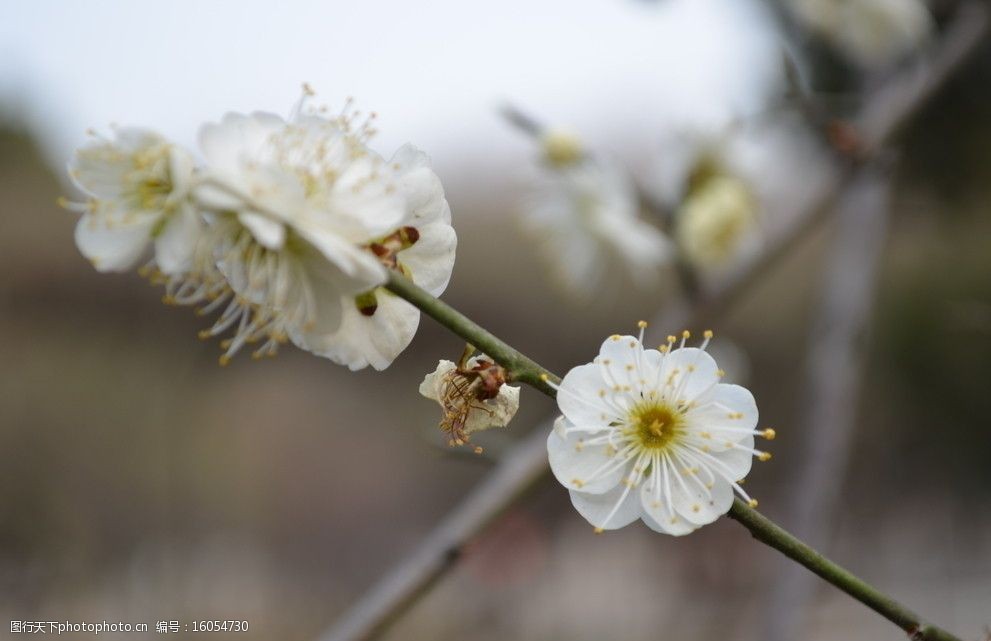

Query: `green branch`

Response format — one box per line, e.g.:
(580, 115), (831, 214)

(728, 500), (960, 641)
(385, 271), (559, 394)
(385, 271), (962, 641)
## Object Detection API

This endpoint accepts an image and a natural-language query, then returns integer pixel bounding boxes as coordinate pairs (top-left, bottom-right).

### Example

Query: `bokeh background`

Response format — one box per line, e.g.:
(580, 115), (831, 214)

(1, 0), (990, 639)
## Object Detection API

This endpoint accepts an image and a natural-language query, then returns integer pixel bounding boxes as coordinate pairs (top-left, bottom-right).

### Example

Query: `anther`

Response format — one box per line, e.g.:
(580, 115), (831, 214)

(747, 499), (759, 508)
(761, 428), (776, 440)
(703, 329), (713, 339)
(593, 527), (604, 534)
(757, 452), (773, 462)
(637, 320), (648, 329)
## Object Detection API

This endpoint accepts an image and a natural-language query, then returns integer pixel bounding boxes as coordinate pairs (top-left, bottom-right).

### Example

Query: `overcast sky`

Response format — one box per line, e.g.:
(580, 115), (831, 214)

(1, 0), (780, 181)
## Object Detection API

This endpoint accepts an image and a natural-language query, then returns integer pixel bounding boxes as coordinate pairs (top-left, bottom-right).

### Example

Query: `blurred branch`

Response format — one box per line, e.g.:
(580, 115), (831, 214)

(319, 5), (989, 641)
(762, 163), (894, 641)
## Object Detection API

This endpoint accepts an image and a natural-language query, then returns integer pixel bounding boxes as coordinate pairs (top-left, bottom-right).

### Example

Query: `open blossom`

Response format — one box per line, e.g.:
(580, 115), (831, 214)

(652, 128), (761, 271)
(787, 0), (933, 69)
(545, 324), (774, 535)
(181, 105), (455, 366)
(310, 144), (457, 370)
(420, 354), (520, 447)
(522, 130), (671, 298)
(64, 127), (200, 274)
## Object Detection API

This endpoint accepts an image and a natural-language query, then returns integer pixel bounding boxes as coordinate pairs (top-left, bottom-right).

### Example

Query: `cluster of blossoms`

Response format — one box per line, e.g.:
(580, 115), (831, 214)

(545, 324), (774, 534)
(63, 95), (456, 370)
(519, 123), (764, 300)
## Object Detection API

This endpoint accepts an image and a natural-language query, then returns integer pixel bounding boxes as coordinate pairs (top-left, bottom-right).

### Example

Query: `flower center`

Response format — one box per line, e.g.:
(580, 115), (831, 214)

(630, 402), (684, 450)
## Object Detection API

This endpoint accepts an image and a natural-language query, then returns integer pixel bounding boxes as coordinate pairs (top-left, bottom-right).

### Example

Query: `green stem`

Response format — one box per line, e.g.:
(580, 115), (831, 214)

(385, 270), (963, 641)
(384, 271), (559, 394)
(728, 498), (959, 641)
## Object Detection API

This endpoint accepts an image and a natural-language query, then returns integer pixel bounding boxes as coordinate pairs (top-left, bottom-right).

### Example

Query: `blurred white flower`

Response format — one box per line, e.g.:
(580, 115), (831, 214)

(522, 131), (671, 298)
(676, 174), (759, 268)
(308, 144), (457, 370)
(545, 325), (774, 534)
(189, 107), (414, 365)
(650, 125), (762, 272)
(64, 127), (200, 274)
(787, 0), (933, 69)
(420, 355), (520, 447)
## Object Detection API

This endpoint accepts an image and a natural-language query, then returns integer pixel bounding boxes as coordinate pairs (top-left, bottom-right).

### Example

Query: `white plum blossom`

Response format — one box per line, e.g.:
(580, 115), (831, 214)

(184, 105), (453, 366)
(64, 127), (200, 274)
(787, 0), (933, 69)
(64, 95), (457, 369)
(420, 355), (520, 447)
(545, 324), (774, 534)
(676, 174), (759, 268)
(522, 130), (671, 298)
(651, 126), (762, 271)
(309, 144), (456, 370)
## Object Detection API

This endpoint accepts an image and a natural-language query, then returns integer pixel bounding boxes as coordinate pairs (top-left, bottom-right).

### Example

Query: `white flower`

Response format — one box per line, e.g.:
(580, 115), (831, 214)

(787, 0), (933, 69)
(64, 127), (200, 274)
(676, 174), (759, 268)
(419, 356), (520, 445)
(305, 144), (457, 370)
(189, 108), (408, 364)
(649, 126), (762, 271)
(522, 131), (671, 298)
(545, 324), (774, 535)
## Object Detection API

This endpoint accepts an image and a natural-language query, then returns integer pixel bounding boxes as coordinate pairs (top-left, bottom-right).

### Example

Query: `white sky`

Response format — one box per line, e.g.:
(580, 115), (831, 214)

(0, 0), (781, 180)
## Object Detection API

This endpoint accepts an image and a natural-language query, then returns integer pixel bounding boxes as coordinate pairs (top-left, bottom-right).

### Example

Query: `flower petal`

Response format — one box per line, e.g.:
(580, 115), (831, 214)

(74, 209), (155, 272)
(391, 144), (449, 225)
(399, 220), (456, 296)
(685, 383), (759, 451)
(667, 469), (734, 526)
(465, 383), (519, 434)
(640, 478), (698, 536)
(708, 434), (755, 481)
(596, 334), (646, 391)
(198, 112), (284, 176)
(330, 154), (406, 239)
(308, 289), (420, 371)
(418, 360), (456, 403)
(154, 205), (202, 275)
(656, 347), (721, 402)
(547, 417), (625, 494)
(295, 226), (387, 293)
(557, 363), (616, 429)
(238, 211), (285, 250)
(568, 483), (642, 531)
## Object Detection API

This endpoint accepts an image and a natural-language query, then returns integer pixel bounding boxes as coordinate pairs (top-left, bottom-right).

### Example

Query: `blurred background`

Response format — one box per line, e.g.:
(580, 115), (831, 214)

(1, 0), (990, 639)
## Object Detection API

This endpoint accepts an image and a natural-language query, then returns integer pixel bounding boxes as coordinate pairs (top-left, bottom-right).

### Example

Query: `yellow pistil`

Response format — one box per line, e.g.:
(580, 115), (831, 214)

(629, 401), (684, 450)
